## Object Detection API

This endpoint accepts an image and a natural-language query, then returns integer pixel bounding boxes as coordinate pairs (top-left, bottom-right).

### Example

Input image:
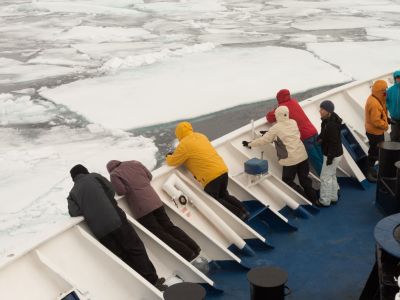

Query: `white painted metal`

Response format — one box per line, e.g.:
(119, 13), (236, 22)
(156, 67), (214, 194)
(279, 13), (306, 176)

(0, 221), (163, 300)
(162, 173), (247, 250)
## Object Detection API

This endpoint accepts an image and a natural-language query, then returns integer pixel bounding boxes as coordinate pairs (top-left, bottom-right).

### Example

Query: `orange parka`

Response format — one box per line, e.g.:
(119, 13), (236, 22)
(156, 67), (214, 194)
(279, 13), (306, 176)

(166, 122), (228, 187)
(365, 80), (389, 135)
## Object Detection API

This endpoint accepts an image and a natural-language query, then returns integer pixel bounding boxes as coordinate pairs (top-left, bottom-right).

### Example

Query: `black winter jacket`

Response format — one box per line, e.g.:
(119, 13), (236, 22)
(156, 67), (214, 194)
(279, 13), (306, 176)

(319, 112), (344, 160)
(67, 173), (127, 238)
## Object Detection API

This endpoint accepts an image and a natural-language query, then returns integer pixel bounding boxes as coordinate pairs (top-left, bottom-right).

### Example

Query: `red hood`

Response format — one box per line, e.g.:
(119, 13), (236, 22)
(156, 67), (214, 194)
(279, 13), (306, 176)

(276, 89), (291, 104)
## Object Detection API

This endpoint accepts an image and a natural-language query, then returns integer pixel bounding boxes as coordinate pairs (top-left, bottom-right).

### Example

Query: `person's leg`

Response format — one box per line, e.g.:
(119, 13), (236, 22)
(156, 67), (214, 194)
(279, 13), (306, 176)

(329, 156), (342, 203)
(282, 164), (306, 197)
(204, 175), (223, 199)
(319, 156), (332, 206)
(99, 230), (124, 259)
(151, 206), (201, 259)
(116, 222), (159, 284)
(303, 135), (324, 176)
(219, 173), (249, 215)
(366, 133), (384, 181)
(205, 173), (247, 218)
(297, 159), (317, 203)
(390, 121), (400, 142)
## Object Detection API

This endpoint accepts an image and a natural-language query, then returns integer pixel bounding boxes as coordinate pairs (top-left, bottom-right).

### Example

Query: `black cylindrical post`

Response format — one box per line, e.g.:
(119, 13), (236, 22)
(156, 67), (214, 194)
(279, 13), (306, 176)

(163, 282), (206, 300)
(378, 142), (400, 179)
(396, 161), (400, 199)
(247, 266), (288, 300)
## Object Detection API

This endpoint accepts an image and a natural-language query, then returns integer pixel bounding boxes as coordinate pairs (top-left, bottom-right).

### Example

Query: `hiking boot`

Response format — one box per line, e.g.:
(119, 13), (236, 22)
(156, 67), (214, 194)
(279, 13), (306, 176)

(240, 211), (250, 222)
(366, 168), (377, 183)
(154, 278), (168, 291)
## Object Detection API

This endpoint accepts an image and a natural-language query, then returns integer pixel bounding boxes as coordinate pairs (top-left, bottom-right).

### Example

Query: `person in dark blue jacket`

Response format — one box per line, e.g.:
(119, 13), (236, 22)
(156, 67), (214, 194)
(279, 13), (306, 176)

(387, 70), (400, 142)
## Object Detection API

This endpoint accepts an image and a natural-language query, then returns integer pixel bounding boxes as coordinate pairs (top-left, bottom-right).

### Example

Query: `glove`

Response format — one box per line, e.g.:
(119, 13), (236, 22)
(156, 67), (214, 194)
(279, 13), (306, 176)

(259, 130), (268, 136)
(242, 141), (251, 149)
(326, 157), (333, 166)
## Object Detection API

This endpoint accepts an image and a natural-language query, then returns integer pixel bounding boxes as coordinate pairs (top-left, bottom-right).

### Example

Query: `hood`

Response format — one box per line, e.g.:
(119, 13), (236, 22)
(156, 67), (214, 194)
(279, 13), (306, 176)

(107, 160), (121, 173)
(275, 105), (290, 122)
(394, 70), (400, 83)
(175, 121), (193, 141)
(371, 80), (388, 105)
(276, 89), (291, 104)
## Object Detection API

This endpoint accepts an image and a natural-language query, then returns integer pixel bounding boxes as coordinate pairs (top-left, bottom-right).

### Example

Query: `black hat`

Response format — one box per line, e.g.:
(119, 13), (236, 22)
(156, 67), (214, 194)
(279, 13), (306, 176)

(320, 100), (334, 113)
(70, 164), (89, 180)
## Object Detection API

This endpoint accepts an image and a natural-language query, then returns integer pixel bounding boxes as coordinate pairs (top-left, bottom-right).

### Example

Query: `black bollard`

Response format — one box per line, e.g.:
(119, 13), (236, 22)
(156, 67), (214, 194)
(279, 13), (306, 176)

(163, 282), (206, 300)
(247, 266), (288, 300)
(378, 142), (400, 179)
(376, 142), (400, 214)
(396, 161), (400, 199)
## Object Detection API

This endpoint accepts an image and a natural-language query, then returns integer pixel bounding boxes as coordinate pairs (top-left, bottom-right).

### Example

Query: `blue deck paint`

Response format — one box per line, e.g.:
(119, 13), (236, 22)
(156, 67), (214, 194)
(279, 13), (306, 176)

(207, 178), (384, 300)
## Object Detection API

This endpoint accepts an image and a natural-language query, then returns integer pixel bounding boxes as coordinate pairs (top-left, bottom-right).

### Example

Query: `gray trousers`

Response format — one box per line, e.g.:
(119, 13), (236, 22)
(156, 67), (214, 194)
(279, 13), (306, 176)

(319, 155), (342, 206)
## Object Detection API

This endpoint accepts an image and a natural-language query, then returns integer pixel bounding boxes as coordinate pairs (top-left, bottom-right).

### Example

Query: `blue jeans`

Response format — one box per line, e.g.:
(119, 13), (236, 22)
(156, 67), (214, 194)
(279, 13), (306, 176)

(303, 134), (323, 176)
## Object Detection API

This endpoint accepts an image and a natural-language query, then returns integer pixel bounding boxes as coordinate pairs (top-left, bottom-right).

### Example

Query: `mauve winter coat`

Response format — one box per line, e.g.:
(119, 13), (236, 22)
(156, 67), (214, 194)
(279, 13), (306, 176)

(107, 160), (163, 219)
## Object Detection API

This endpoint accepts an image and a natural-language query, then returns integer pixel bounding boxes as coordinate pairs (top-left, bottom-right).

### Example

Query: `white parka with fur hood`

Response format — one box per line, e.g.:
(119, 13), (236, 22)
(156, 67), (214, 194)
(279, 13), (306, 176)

(249, 106), (308, 166)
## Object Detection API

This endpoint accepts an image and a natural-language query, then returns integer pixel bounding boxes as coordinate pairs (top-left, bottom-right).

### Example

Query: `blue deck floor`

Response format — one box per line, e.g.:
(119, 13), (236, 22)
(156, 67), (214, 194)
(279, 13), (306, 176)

(208, 178), (384, 300)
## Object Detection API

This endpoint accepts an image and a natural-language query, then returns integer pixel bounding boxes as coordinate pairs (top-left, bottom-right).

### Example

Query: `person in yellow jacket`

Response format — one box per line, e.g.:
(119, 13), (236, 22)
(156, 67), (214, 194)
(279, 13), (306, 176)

(364, 80), (389, 182)
(166, 121), (250, 221)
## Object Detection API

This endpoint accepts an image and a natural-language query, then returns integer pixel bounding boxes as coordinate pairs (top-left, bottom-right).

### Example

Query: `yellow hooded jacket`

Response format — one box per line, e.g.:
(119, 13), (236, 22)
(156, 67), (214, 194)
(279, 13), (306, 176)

(365, 80), (389, 135)
(166, 122), (228, 187)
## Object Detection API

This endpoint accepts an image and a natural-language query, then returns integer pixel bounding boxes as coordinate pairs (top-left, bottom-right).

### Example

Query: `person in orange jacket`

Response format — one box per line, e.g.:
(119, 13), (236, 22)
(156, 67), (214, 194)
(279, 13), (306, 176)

(166, 122), (250, 221)
(364, 80), (389, 182)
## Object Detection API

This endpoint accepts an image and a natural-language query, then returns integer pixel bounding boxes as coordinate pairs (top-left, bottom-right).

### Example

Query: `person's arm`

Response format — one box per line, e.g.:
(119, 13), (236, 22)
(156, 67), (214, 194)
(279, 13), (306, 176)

(249, 126), (277, 147)
(67, 193), (82, 217)
(110, 174), (127, 196)
(370, 106), (389, 130)
(266, 109), (277, 123)
(166, 142), (188, 166)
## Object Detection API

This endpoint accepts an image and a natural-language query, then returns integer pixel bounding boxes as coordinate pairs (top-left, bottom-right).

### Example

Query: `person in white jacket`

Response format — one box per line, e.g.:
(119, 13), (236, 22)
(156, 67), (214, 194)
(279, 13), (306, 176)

(242, 106), (317, 203)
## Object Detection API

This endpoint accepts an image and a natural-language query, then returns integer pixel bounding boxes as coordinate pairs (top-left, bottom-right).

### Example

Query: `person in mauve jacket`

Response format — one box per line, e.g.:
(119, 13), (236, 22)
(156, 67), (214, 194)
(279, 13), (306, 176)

(267, 89), (323, 175)
(317, 100), (343, 206)
(242, 105), (317, 204)
(107, 159), (201, 262)
(67, 164), (166, 291)
(166, 121), (250, 221)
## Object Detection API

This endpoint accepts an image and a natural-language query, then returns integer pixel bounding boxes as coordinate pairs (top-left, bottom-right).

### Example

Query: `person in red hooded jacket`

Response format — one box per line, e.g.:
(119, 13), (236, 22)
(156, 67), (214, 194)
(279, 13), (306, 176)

(267, 89), (323, 175)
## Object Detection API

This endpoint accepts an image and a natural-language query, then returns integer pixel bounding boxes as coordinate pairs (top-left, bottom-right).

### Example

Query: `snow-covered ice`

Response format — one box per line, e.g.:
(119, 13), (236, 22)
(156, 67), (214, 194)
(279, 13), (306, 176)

(0, 57), (78, 84)
(307, 41), (400, 80)
(0, 93), (56, 125)
(41, 46), (351, 129)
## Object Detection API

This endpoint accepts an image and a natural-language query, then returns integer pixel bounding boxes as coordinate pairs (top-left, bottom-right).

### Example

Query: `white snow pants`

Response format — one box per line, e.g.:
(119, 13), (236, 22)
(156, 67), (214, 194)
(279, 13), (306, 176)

(319, 155), (342, 206)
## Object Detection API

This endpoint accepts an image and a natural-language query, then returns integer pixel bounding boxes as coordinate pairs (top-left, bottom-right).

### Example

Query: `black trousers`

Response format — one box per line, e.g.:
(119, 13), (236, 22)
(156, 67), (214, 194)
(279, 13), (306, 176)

(204, 173), (248, 218)
(138, 206), (201, 261)
(282, 159), (317, 202)
(366, 132), (385, 166)
(390, 121), (400, 142)
(99, 222), (158, 284)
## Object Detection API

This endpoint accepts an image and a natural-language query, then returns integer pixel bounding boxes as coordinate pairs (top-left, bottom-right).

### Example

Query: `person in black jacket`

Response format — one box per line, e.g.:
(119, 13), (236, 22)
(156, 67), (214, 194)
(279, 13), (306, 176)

(67, 164), (166, 291)
(317, 101), (343, 206)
